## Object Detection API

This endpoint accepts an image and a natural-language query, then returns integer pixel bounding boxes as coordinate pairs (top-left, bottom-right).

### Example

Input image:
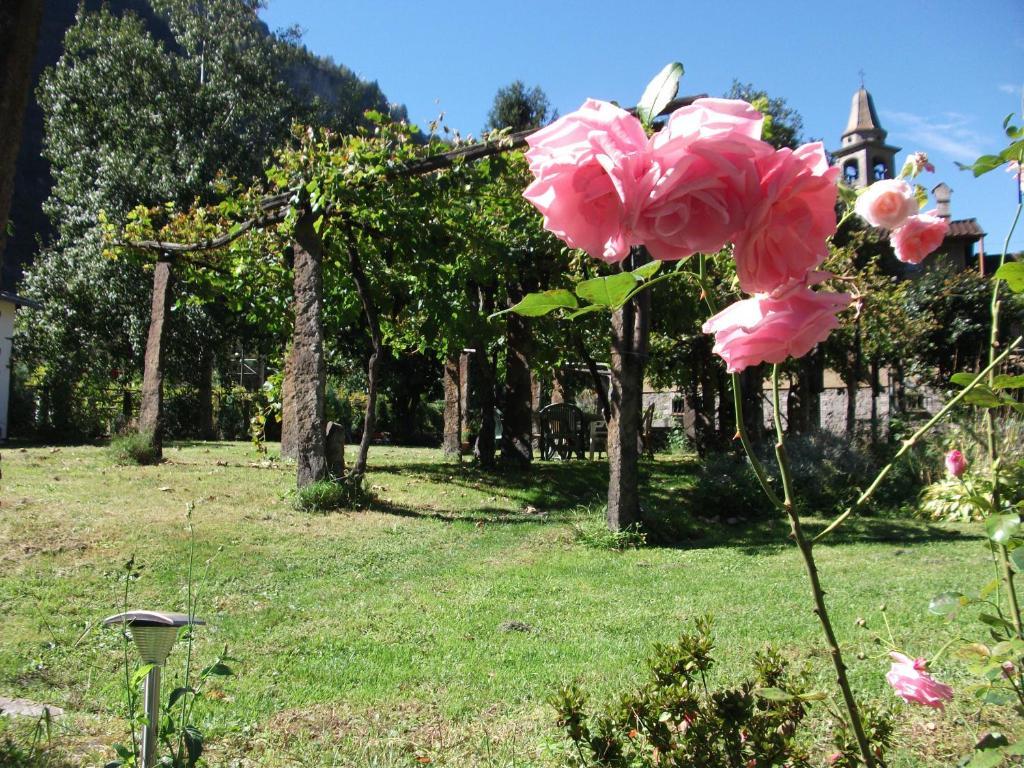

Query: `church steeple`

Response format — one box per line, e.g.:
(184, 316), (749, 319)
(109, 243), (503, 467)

(831, 86), (901, 188)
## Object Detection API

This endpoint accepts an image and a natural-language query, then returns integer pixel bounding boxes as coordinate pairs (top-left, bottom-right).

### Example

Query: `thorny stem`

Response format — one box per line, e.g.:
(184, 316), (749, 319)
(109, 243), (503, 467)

(771, 366), (877, 768)
(814, 336), (1024, 543)
(177, 507), (197, 762)
(121, 557), (139, 763)
(988, 202), (1023, 639)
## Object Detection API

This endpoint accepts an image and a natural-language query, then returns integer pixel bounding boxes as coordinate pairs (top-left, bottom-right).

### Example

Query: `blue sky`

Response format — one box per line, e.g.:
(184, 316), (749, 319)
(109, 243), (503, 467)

(261, 0), (1024, 252)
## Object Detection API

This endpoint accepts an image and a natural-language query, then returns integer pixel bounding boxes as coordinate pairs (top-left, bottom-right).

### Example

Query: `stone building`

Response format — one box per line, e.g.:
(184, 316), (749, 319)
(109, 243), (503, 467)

(830, 86), (985, 270)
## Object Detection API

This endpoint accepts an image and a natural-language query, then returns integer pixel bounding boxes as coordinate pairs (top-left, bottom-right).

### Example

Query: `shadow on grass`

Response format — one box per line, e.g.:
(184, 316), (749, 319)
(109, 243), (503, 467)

(371, 454), (977, 553)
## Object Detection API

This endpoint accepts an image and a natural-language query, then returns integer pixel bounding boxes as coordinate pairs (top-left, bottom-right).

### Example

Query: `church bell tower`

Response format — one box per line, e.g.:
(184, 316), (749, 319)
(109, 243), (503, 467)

(831, 87), (901, 189)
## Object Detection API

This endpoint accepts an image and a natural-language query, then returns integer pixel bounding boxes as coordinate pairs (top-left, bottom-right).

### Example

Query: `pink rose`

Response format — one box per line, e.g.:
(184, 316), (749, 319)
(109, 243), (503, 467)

(885, 652), (953, 709)
(854, 179), (918, 230)
(523, 99), (655, 263)
(701, 282), (851, 373)
(732, 142), (840, 294)
(637, 99), (771, 261)
(945, 449), (967, 478)
(890, 210), (949, 264)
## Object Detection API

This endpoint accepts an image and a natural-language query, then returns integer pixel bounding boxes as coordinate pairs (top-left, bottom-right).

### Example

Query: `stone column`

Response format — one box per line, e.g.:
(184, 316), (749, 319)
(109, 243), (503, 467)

(442, 353), (461, 459)
(291, 213), (327, 487)
(138, 259), (173, 456)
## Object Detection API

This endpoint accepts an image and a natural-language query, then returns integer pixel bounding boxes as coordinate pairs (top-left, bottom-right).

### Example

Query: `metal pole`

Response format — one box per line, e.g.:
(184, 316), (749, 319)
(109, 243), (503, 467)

(141, 665), (161, 768)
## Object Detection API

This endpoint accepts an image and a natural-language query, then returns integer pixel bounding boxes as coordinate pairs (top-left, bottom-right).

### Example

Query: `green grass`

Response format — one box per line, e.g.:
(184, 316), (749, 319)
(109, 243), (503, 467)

(0, 442), (1004, 766)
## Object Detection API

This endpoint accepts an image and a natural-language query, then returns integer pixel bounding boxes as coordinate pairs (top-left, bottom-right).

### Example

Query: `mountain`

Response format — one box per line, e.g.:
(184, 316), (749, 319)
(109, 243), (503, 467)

(4, 0), (403, 290)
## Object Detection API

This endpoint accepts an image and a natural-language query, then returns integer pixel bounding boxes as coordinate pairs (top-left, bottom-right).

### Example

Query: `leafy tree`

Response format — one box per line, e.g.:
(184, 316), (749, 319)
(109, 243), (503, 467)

(485, 80), (552, 132)
(724, 80), (805, 150)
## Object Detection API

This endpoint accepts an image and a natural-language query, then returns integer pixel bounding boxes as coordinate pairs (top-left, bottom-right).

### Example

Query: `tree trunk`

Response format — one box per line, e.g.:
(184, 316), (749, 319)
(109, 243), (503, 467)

(870, 358), (881, 445)
(138, 259), (173, 457)
(197, 348), (215, 440)
(607, 250), (650, 532)
(291, 213), (328, 487)
(473, 287), (496, 469)
(0, 0), (43, 269)
(694, 338), (716, 455)
(530, 371), (542, 451)
(442, 352), (461, 459)
(740, 365), (764, 444)
(280, 343), (297, 459)
(845, 322), (863, 438)
(346, 239), (383, 478)
(501, 288), (533, 468)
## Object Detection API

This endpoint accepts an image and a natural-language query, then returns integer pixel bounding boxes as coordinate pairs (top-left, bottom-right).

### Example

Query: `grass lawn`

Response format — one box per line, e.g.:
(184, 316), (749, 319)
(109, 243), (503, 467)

(0, 441), (1004, 766)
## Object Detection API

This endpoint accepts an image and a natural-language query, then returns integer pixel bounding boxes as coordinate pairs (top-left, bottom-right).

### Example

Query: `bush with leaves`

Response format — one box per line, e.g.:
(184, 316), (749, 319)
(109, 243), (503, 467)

(550, 617), (885, 768)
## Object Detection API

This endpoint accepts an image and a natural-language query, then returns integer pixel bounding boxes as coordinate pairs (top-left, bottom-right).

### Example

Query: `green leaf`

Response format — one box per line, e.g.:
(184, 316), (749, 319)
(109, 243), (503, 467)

(964, 386), (1005, 408)
(506, 289), (578, 317)
(631, 260), (662, 281)
(913, 183), (929, 210)
(1010, 547), (1024, 572)
(980, 612), (1017, 632)
(957, 154), (1007, 177)
(753, 687), (794, 702)
(929, 591), (969, 617)
(992, 375), (1024, 390)
(636, 62), (684, 127)
(575, 272), (641, 308)
(986, 514), (1021, 545)
(955, 642), (992, 661)
(200, 662), (234, 677)
(995, 262), (1024, 293)
(183, 725), (204, 767)
(130, 663), (156, 687)
(564, 304), (607, 320)
(168, 686), (194, 709)
(951, 371), (981, 388)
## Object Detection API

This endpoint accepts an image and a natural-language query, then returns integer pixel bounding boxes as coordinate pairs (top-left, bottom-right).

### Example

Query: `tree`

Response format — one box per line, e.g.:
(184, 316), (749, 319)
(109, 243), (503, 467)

(0, 0), (44, 272)
(485, 80), (552, 132)
(724, 81), (804, 150)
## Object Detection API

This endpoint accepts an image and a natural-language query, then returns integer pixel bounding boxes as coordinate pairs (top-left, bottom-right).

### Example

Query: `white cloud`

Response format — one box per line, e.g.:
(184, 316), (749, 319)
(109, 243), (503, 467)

(881, 109), (986, 163)
(999, 83), (1022, 96)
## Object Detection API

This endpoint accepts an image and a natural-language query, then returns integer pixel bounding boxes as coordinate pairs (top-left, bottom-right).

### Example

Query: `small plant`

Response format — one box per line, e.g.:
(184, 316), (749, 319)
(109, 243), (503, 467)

(572, 514), (646, 550)
(108, 431), (161, 465)
(0, 708), (58, 768)
(109, 507), (234, 768)
(551, 616), (876, 767)
(293, 473), (372, 513)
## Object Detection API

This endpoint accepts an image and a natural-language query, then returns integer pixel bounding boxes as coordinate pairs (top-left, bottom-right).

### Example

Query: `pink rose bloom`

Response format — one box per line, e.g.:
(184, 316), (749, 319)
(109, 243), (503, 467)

(637, 99), (771, 261)
(701, 282), (851, 373)
(854, 179), (918, 229)
(945, 449), (967, 478)
(523, 99), (656, 263)
(885, 652), (953, 709)
(890, 210), (949, 264)
(732, 142), (840, 294)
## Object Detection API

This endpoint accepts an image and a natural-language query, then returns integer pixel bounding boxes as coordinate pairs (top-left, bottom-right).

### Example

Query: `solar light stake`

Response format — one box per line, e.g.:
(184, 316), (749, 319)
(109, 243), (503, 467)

(103, 611), (204, 768)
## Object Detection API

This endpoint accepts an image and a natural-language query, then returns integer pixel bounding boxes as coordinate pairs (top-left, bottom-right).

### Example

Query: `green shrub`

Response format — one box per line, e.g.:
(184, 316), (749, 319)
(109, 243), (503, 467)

(108, 431), (161, 465)
(551, 616), (891, 767)
(293, 474), (372, 513)
(572, 511), (646, 550)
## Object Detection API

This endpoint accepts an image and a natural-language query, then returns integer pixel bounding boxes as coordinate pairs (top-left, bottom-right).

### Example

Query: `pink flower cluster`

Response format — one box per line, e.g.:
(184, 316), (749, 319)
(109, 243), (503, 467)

(885, 652), (953, 709)
(854, 179), (949, 265)
(523, 98), (850, 372)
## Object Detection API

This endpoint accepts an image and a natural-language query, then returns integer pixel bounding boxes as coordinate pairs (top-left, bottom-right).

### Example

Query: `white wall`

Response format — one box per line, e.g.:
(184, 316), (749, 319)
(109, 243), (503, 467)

(0, 299), (14, 440)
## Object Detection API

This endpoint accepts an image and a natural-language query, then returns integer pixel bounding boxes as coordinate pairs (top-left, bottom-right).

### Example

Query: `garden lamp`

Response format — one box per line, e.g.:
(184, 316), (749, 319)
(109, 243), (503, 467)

(103, 611), (204, 768)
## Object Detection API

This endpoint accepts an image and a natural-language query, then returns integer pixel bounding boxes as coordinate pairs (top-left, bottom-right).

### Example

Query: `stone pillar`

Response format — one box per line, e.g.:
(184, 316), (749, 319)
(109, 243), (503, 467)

(280, 344), (297, 459)
(442, 353), (461, 459)
(291, 213), (328, 487)
(138, 259), (173, 456)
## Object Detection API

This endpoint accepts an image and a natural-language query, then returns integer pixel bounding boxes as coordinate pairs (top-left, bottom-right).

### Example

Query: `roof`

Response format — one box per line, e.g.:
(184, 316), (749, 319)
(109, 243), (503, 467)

(946, 218), (985, 239)
(0, 290), (41, 309)
(843, 88), (887, 140)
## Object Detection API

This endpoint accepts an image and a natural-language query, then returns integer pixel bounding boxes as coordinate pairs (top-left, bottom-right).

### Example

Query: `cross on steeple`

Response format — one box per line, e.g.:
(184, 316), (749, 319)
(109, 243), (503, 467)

(858, 69), (865, 88)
